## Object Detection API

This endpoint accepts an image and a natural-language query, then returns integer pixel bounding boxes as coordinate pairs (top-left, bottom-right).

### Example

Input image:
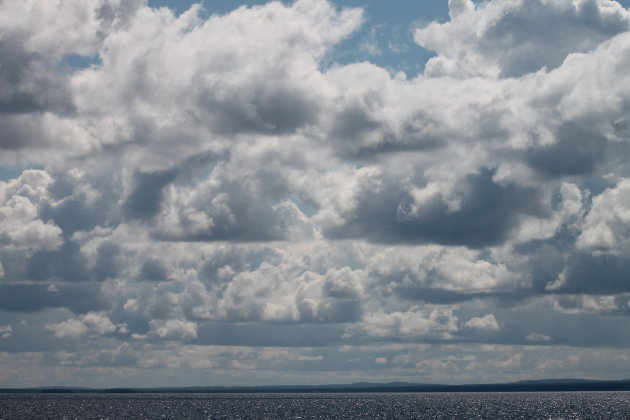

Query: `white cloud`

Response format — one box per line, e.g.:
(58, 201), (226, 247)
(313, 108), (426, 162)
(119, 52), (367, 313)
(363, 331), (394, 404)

(297, 355), (324, 361)
(357, 307), (459, 339)
(68, 0), (363, 156)
(464, 314), (500, 331)
(513, 182), (586, 243)
(416, 0), (630, 78)
(82, 312), (117, 335)
(577, 178), (630, 252)
(46, 318), (88, 338)
(552, 295), (619, 314)
(492, 353), (523, 369)
(0, 325), (12, 339)
(46, 312), (117, 338)
(0, 170), (62, 252)
(148, 319), (198, 340)
(526, 333), (552, 342)
(0, 0), (143, 58)
(368, 245), (526, 294)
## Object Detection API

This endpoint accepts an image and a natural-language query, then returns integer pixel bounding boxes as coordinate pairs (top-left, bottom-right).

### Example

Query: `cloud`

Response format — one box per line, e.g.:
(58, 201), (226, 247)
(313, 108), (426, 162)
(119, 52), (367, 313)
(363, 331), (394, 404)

(138, 258), (169, 282)
(0, 171), (63, 251)
(186, 249), (365, 323)
(0, 34), (71, 117)
(368, 245), (526, 300)
(525, 123), (607, 178)
(526, 333), (552, 342)
(152, 167), (313, 242)
(323, 168), (544, 248)
(124, 169), (177, 220)
(0, 0), (144, 158)
(551, 295), (624, 315)
(547, 253), (630, 294)
(68, 0), (362, 155)
(297, 355), (324, 361)
(493, 353), (523, 369)
(46, 318), (88, 338)
(354, 307), (459, 340)
(147, 319), (198, 341)
(46, 312), (118, 338)
(416, 0), (630, 78)
(0, 325), (12, 339)
(464, 314), (500, 331)
(0, 283), (109, 313)
(577, 178), (630, 251)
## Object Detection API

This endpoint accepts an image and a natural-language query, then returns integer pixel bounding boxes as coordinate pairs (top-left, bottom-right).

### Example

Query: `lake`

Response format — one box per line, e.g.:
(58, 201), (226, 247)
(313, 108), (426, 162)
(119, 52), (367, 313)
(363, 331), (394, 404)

(1, 391), (629, 419)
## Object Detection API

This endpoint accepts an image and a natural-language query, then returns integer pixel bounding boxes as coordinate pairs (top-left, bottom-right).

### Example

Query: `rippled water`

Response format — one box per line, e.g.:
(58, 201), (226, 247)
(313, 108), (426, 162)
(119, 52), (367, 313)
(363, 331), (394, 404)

(1, 391), (629, 419)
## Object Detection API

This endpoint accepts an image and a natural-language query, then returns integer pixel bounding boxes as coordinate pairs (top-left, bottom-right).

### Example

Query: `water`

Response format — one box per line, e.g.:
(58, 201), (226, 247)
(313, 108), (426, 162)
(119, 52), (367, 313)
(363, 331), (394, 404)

(1, 391), (629, 419)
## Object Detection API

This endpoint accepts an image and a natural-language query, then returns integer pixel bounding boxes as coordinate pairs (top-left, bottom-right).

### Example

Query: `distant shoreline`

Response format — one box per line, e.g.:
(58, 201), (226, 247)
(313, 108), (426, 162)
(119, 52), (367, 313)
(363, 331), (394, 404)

(2, 379), (630, 394)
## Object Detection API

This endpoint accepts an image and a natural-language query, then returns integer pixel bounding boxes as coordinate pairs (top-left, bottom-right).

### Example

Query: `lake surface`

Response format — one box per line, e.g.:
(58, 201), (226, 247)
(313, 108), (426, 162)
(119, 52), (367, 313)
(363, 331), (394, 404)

(1, 391), (629, 419)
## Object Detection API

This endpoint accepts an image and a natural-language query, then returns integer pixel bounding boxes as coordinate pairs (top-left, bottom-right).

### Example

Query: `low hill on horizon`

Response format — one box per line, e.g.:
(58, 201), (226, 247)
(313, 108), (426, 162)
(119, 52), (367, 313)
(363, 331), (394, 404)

(2, 378), (630, 394)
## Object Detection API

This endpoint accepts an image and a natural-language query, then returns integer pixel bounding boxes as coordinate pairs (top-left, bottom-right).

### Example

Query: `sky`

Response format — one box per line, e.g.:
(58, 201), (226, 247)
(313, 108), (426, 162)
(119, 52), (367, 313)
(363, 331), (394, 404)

(1, 0), (630, 388)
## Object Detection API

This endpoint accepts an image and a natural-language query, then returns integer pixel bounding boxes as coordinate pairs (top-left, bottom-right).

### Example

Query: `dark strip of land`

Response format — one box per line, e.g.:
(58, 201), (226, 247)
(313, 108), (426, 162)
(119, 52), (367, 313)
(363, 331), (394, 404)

(2, 379), (630, 394)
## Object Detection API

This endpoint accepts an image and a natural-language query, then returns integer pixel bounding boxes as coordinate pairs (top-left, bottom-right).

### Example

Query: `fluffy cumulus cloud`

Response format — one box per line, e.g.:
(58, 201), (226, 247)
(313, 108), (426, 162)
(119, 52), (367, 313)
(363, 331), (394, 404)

(146, 319), (197, 340)
(46, 312), (120, 338)
(417, 0), (630, 78)
(1, 0), (630, 387)
(353, 307), (459, 340)
(0, 171), (63, 251)
(464, 314), (500, 331)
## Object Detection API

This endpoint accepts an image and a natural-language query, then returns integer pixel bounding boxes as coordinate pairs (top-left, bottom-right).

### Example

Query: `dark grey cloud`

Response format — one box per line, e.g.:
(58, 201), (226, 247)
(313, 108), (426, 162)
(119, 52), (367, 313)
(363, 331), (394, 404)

(477, 309), (630, 348)
(93, 242), (121, 282)
(193, 323), (346, 347)
(550, 253), (630, 294)
(330, 111), (446, 158)
(20, 168), (123, 241)
(331, 106), (381, 145)
(0, 35), (73, 117)
(0, 283), (108, 314)
(326, 168), (544, 247)
(42, 197), (106, 236)
(197, 246), (274, 285)
(526, 123), (607, 177)
(138, 258), (169, 282)
(25, 241), (90, 284)
(394, 286), (531, 305)
(480, 0), (630, 77)
(297, 298), (363, 324)
(513, 238), (571, 293)
(0, 115), (47, 150)
(125, 169), (177, 220)
(196, 80), (320, 136)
